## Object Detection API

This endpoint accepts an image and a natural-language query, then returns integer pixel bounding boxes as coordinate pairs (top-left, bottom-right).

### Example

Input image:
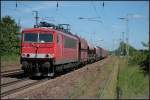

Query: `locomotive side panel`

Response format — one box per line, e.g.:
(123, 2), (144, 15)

(55, 32), (63, 64)
(63, 35), (79, 63)
(54, 31), (79, 65)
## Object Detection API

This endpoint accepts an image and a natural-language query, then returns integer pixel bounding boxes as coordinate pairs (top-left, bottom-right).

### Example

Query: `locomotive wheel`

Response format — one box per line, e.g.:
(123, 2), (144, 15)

(22, 61), (29, 73)
(42, 62), (50, 73)
(42, 62), (55, 78)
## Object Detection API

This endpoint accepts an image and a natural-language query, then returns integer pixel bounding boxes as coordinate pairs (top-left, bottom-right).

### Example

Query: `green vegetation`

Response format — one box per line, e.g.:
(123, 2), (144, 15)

(118, 58), (149, 99)
(115, 42), (149, 99)
(1, 54), (20, 67)
(0, 16), (21, 66)
(113, 41), (149, 73)
(0, 16), (20, 56)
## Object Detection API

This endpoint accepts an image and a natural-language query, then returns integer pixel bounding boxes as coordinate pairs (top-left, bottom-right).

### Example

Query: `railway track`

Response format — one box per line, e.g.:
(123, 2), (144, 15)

(1, 78), (28, 87)
(1, 68), (49, 98)
(1, 77), (49, 98)
(1, 69), (23, 77)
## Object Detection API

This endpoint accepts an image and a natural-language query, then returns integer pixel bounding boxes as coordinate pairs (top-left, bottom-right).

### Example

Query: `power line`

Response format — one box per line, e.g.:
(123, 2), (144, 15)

(38, 17), (55, 22)
(91, 1), (101, 19)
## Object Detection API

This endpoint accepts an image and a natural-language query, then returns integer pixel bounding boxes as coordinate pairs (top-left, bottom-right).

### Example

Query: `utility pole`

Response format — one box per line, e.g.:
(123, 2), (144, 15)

(33, 11), (39, 27)
(119, 38), (121, 56)
(122, 32), (125, 56)
(113, 39), (116, 56)
(18, 18), (21, 30)
(119, 15), (130, 58)
(126, 16), (129, 58)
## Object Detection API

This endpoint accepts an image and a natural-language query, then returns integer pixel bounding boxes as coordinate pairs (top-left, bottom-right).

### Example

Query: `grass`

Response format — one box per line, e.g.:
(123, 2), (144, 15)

(1, 53), (20, 67)
(98, 56), (119, 99)
(68, 56), (117, 99)
(118, 57), (149, 99)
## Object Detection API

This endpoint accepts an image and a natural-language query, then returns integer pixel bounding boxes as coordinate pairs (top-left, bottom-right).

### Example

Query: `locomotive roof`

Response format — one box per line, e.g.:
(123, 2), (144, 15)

(22, 27), (56, 32)
(22, 27), (78, 39)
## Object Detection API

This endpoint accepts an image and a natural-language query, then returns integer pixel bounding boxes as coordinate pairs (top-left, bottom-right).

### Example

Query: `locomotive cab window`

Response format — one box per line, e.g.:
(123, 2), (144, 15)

(39, 34), (53, 43)
(24, 33), (38, 42)
(23, 33), (53, 43)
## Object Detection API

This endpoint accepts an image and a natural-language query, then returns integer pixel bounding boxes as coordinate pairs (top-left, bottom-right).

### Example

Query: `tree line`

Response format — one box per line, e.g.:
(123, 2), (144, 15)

(113, 41), (149, 73)
(0, 16), (20, 56)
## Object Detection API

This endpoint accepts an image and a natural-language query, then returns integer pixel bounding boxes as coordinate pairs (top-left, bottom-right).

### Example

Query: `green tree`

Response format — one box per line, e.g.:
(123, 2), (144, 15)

(0, 16), (20, 56)
(114, 41), (137, 56)
(139, 42), (149, 73)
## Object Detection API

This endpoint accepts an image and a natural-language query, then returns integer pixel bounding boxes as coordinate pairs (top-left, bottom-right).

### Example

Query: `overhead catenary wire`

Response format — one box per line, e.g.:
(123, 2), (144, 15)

(38, 17), (55, 22)
(91, 1), (102, 19)
(3, 2), (107, 35)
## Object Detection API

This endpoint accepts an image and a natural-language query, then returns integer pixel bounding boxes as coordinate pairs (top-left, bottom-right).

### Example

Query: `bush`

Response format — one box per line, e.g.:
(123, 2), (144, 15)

(129, 51), (146, 65)
(139, 50), (149, 73)
(129, 50), (149, 73)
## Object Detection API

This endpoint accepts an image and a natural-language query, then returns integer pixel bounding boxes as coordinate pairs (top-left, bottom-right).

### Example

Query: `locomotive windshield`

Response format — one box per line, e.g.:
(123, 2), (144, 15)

(39, 34), (53, 42)
(24, 33), (53, 43)
(24, 33), (38, 42)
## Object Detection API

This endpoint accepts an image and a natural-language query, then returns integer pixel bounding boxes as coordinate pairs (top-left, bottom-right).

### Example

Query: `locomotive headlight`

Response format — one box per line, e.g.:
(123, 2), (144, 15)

(22, 53), (30, 57)
(45, 54), (54, 58)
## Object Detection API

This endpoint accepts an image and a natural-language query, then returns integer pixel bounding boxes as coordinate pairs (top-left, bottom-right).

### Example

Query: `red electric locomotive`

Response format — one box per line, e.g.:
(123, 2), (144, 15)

(20, 22), (79, 77)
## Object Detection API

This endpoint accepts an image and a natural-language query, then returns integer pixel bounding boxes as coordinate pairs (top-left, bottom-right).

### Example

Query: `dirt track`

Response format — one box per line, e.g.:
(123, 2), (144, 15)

(2, 57), (115, 99)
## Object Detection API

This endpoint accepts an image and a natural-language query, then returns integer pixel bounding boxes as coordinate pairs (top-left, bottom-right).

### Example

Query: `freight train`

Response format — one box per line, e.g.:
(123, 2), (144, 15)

(20, 22), (108, 77)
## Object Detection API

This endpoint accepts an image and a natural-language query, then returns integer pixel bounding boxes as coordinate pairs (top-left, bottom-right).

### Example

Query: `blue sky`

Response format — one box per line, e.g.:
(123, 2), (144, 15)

(1, 1), (149, 51)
